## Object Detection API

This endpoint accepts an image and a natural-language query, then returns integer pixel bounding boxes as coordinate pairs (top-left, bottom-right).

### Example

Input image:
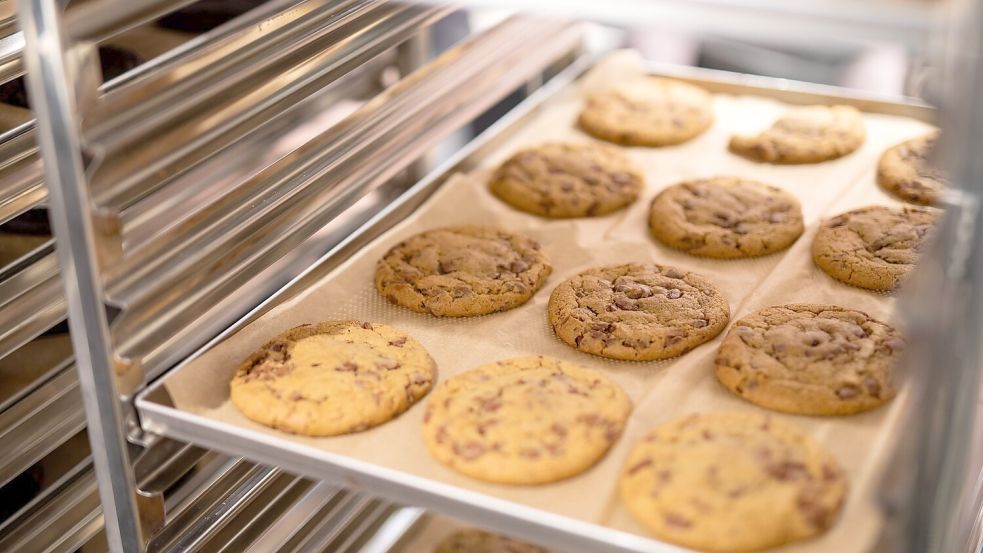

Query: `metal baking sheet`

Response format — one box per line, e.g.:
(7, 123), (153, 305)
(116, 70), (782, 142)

(137, 51), (935, 553)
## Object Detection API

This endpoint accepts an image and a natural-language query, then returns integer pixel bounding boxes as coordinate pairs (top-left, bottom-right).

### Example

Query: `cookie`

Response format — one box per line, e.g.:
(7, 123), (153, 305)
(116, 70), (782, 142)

(648, 177), (804, 258)
(729, 105), (865, 164)
(620, 412), (847, 552)
(422, 356), (631, 484)
(812, 205), (938, 290)
(877, 132), (945, 205)
(375, 226), (552, 317)
(548, 263), (729, 361)
(490, 142), (644, 218)
(229, 321), (435, 436)
(715, 304), (904, 415)
(578, 78), (714, 146)
(435, 530), (550, 553)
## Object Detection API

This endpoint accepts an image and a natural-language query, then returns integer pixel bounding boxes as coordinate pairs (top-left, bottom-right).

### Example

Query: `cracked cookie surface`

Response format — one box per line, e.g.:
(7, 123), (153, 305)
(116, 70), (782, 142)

(648, 177), (804, 258)
(375, 226), (552, 317)
(548, 263), (729, 361)
(715, 304), (903, 416)
(729, 105), (865, 164)
(578, 78), (714, 147)
(435, 529), (551, 553)
(812, 205), (938, 291)
(230, 321), (436, 437)
(490, 142), (644, 218)
(422, 356), (631, 485)
(620, 412), (847, 553)
(877, 132), (945, 205)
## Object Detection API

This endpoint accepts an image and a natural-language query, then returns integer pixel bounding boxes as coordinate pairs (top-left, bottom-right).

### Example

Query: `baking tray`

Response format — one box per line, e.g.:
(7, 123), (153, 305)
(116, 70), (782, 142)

(137, 51), (935, 553)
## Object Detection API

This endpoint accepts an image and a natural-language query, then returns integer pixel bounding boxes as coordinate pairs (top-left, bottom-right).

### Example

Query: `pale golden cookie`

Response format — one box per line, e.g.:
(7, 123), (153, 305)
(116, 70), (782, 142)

(490, 142), (644, 218)
(812, 205), (938, 291)
(422, 356), (631, 484)
(230, 321), (436, 436)
(578, 78), (714, 146)
(435, 529), (551, 553)
(548, 263), (729, 361)
(729, 105), (865, 164)
(375, 226), (552, 317)
(648, 176), (804, 258)
(715, 304), (904, 415)
(877, 132), (945, 205)
(620, 412), (847, 552)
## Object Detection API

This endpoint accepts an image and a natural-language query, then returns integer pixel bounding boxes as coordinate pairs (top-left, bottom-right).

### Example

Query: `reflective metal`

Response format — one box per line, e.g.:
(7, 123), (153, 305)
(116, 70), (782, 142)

(16, 0), (144, 550)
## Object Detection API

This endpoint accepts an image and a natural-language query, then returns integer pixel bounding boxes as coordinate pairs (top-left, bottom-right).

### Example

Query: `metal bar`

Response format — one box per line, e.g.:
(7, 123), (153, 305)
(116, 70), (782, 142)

(147, 462), (281, 552)
(240, 481), (343, 553)
(204, 476), (315, 553)
(64, 0), (201, 42)
(0, 460), (104, 553)
(0, 252), (65, 361)
(0, 366), (85, 489)
(15, 0), (144, 551)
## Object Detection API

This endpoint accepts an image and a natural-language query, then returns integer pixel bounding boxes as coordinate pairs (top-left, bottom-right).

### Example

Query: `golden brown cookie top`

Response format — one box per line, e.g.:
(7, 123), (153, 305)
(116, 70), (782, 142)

(422, 356), (631, 485)
(620, 411), (847, 552)
(648, 176), (804, 258)
(229, 321), (436, 436)
(812, 205), (938, 290)
(375, 226), (552, 317)
(578, 77), (714, 146)
(877, 132), (945, 205)
(715, 304), (904, 416)
(548, 263), (729, 361)
(730, 105), (865, 164)
(490, 142), (643, 218)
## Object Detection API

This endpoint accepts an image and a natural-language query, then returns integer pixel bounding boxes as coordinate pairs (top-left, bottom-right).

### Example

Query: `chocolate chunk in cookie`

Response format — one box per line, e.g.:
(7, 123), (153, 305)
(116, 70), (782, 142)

(422, 356), (631, 484)
(578, 78), (714, 147)
(548, 263), (729, 361)
(490, 142), (643, 218)
(877, 132), (945, 205)
(648, 176), (804, 258)
(729, 105), (865, 164)
(620, 412), (847, 552)
(812, 205), (939, 291)
(715, 304), (903, 415)
(375, 226), (552, 317)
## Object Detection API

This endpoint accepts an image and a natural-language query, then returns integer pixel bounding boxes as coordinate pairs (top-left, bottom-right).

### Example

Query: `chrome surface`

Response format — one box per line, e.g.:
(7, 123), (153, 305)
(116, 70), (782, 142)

(16, 0), (144, 550)
(0, 123), (44, 225)
(0, 366), (85, 489)
(0, 252), (65, 361)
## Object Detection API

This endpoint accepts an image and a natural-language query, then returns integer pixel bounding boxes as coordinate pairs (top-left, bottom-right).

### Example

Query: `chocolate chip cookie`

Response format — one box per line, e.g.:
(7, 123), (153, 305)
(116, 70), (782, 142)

(620, 412), (847, 552)
(578, 78), (714, 147)
(548, 263), (729, 361)
(435, 530), (551, 553)
(715, 304), (904, 416)
(229, 321), (436, 437)
(422, 356), (631, 485)
(375, 226), (552, 317)
(877, 132), (945, 205)
(648, 177), (804, 258)
(490, 142), (644, 218)
(729, 105), (866, 164)
(812, 205), (938, 291)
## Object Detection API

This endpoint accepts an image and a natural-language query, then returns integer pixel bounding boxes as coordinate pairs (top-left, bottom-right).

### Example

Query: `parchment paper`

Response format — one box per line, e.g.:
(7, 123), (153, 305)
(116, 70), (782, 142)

(160, 51), (935, 552)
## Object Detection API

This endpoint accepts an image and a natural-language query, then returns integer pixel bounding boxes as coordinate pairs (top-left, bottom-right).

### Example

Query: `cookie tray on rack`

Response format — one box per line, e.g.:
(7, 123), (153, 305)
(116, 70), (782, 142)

(137, 51), (935, 553)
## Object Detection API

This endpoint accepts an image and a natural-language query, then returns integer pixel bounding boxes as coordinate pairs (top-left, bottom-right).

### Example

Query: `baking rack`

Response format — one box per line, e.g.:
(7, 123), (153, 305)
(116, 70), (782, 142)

(2, 0), (982, 552)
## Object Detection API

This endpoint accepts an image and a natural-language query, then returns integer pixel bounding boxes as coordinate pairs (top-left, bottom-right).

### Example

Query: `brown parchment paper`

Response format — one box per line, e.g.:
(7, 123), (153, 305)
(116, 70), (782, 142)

(160, 51), (935, 552)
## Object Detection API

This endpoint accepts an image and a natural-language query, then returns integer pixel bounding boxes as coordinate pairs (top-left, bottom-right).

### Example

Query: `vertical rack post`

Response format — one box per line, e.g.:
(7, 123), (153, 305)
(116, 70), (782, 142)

(15, 0), (145, 551)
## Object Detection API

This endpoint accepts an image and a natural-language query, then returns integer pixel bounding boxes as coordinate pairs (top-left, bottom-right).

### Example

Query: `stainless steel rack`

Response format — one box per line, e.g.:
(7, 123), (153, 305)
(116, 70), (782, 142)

(4, 0), (982, 552)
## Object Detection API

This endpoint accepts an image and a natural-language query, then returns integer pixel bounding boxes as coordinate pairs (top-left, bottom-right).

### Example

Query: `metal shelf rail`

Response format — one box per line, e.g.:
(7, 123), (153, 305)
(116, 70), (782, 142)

(11, 0), (583, 551)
